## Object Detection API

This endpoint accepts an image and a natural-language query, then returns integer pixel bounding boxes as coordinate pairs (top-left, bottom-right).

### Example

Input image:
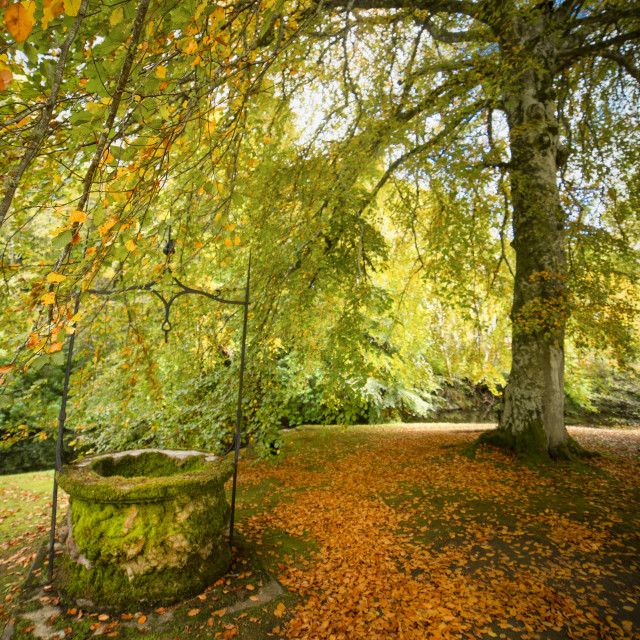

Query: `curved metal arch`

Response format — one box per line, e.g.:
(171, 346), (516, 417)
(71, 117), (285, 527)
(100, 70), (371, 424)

(48, 256), (251, 583)
(87, 270), (247, 343)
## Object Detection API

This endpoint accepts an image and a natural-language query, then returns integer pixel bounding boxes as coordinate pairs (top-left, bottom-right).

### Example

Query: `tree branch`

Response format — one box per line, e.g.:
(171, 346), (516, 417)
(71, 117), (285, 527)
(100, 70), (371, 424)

(559, 28), (640, 67)
(324, 0), (479, 19)
(0, 0), (89, 231)
(423, 15), (486, 43)
(357, 99), (489, 218)
(553, 0), (586, 24)
(599, 50), (640, 84)
(570, 5), (640, 28)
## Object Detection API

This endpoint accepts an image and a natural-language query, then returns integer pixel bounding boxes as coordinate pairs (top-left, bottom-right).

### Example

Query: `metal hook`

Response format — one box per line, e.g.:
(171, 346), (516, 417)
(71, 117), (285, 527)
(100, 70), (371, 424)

(163, 225), (175, 259)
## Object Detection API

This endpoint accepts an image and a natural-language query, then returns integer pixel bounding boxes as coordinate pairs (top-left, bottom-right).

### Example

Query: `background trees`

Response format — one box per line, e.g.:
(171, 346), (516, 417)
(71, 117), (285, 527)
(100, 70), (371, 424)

(1, 0), (638, 463)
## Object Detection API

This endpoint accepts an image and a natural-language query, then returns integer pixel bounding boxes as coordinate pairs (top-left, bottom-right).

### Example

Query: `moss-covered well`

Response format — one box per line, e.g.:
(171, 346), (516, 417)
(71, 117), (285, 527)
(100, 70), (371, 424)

(56, 449), (234, 609)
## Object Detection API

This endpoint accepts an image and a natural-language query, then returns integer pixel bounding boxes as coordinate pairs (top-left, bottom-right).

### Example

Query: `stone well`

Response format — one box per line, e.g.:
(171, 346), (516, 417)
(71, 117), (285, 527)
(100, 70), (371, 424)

(56, 449), (234, 608)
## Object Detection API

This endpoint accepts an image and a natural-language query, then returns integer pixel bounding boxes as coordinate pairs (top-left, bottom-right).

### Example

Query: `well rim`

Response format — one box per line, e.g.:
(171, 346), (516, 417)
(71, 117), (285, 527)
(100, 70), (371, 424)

(57, 448), (234, 504)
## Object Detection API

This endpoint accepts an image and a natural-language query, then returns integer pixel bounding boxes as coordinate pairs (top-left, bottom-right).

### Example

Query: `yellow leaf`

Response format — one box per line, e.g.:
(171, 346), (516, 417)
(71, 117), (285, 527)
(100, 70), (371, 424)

(125, 239), (136, 252)
(273, 603), (286, 618)
(156, 65), (167, 79)
(51, 224), (71, 237)
(70, 311), (82, 323)
(194, 0), (206, 20)
(234, 235), (241, 245)
(109, 5), (122, 25)
(210, 5), (224, 25)
(184, 38), (198, 54)
(62, 0), (81, 16)
(69, 210), (86, 224)
(101, 149), (114, 165)
(46, 272), (67, 284)
(41, 292), (56, 305)
(4, 1), (36, 43)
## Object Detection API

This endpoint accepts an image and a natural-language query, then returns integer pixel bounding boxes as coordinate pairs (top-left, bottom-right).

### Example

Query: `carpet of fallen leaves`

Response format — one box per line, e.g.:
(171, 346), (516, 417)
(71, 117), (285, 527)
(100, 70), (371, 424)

(239, 425), (640, 640)
(0, 471), (68, 622)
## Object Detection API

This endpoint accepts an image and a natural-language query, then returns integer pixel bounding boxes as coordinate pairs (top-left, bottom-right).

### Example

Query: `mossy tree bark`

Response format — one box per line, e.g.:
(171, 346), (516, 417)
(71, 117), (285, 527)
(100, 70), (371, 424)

(492, 13), (572, 459)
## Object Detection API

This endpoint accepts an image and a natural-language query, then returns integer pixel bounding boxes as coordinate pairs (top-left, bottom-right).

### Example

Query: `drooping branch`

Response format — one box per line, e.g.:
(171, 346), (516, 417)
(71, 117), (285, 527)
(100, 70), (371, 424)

(559, 29), (640, 69)
(553, 0), (586, 24)
(423, 15), (487, 43)
(324, 0), (479, 19)
(0, 0), (90, 231)
(570, 5), (640, 28)
(357, 99), (490, 218)
(599, 50), (640, 84)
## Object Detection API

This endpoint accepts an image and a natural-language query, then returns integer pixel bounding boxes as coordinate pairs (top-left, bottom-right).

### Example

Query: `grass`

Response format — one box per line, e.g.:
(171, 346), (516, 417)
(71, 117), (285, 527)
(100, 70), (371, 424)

(1, 423), (640, 640)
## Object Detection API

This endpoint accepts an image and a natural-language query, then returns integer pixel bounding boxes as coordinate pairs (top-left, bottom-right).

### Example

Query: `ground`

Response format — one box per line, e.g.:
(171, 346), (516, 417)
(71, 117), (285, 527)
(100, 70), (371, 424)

(1, 423), (639, 640)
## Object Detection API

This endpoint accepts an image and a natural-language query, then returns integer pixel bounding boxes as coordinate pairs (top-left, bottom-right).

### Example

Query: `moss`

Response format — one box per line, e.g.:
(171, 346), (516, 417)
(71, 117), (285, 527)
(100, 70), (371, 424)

(56, 450), (234, 607)
(468, 422), (548, 460)
(549, 435), (599, 460)
(471, 423), (598, 462)
(57, 539), (231, 608)
(57, 453), (234, 504)
(93, 451), (206, 479)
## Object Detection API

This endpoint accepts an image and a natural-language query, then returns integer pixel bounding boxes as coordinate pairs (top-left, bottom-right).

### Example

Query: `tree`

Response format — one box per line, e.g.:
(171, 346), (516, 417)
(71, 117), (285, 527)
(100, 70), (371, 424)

(309, 0), (640, 457)
(1, 0), (638, 459)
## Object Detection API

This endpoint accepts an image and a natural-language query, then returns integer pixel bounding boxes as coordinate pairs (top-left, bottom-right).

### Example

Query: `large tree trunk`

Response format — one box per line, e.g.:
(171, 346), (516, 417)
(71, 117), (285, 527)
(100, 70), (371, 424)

(486, 49), (577, 458)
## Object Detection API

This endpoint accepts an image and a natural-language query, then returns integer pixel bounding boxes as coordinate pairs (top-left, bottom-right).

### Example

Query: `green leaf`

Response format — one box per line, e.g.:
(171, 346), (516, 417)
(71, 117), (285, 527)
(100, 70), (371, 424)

(50, 352), (65, 366)
(52, 230), (73, 249)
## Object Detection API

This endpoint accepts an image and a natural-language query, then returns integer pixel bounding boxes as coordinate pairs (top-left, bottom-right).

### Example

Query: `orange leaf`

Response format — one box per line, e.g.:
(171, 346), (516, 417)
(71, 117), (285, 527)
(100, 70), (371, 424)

(187, 609), (200, 617)
(0, 65), (13, 91)
(137, 615), (146, 624)
(4, 1), (35, 42)
(98, 614), (109, 621)
(0, 364), (14, 374)
(48, 342), (63, 354)
(273, 603), (286, 618)
(69, 210), (86, 224)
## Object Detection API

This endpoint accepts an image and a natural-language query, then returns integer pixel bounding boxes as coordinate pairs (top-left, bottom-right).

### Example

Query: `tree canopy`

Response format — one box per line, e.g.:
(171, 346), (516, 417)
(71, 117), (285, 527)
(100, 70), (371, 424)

(1, 0), (639, 459)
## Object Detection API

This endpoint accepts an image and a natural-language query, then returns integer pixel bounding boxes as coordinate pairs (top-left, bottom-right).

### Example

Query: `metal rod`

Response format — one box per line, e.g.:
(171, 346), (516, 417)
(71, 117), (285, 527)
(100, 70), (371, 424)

(229, 253), (251, 550)
(48, 294), (81, 583)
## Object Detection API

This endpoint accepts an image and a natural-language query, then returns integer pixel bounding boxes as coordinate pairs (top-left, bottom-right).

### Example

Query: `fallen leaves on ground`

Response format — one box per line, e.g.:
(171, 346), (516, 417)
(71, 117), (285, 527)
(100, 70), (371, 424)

(0, 472), (68, 623)
(241, 424), (640, 640)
